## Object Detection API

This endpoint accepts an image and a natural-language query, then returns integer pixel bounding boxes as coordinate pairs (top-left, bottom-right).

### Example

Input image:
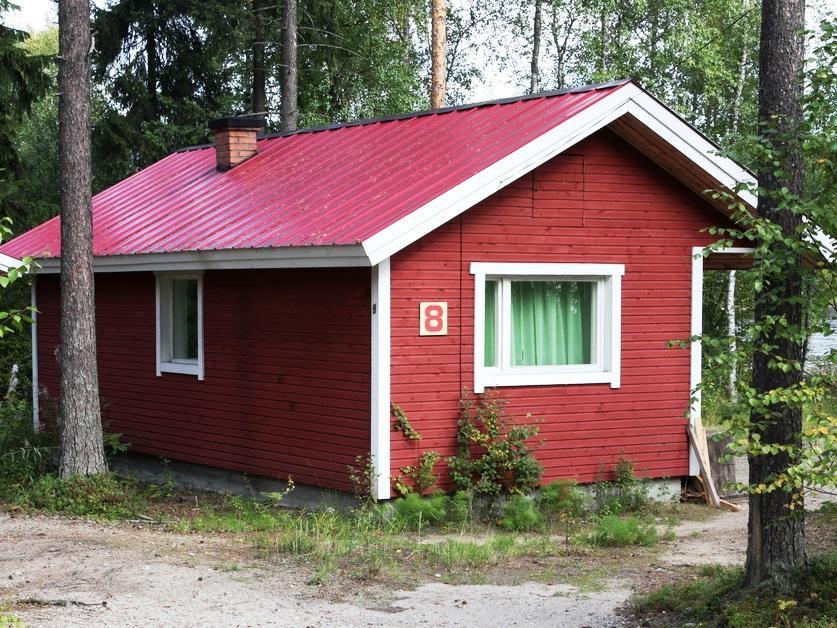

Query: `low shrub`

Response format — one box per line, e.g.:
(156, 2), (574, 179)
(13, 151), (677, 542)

(633, 551), (837, 627)
(498, 495), (544, 532)
(18, 473), (148, 519)
(392, 492), (448, 530)
(537, 479), (585, 518)
(584, 515), (658, 547)
(447, 390), (543, 498)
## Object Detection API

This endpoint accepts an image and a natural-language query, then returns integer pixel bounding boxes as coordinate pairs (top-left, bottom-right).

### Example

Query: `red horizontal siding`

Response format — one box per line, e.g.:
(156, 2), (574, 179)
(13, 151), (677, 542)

(390, 129), (729, 489)
(36, 268), (371, 490)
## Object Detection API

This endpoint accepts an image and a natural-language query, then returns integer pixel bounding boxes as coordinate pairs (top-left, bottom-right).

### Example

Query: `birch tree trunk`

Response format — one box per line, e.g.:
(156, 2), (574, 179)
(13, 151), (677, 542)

(58, 0), (106, 477)
(430, 0), (446, 108)
(280, 0), (298, 131)
(529, 0), (543, 94)
(745, 0), (806, 589)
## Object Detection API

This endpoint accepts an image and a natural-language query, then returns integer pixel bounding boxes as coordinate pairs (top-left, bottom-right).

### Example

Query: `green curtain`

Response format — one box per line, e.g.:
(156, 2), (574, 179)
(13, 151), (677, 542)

(511, 281), (593, 366)
(485, 281), (497, 367)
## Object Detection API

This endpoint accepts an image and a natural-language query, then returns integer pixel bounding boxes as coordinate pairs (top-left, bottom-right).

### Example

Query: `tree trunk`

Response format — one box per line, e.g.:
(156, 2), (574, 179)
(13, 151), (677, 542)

(529, 0), (543, 94)
(145, 13), (158, 118)
(727, 270), (737, 400)
(430, 0), (446, 108)
(57, 0), (106, 477)
(745, 0), (806, 589)
(280, 0), (298, 131)
(252, 0), (267, 115)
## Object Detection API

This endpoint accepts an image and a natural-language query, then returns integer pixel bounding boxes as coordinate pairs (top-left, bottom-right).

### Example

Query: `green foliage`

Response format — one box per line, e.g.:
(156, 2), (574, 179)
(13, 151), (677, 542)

(633, 551), (837, 627)
(537, 479), (585, 518)
(583, 515), (658, 547)
(102, 426), (129, 458)
(447, 390), (543, 497)
(392, 403), (421, 440)
(391, 492), (448, 530)
(0, 400), (56, 490)
(592, 453), (650, 514)
(447, 489), (475, 524)
(394, 450), (440, 496)
(347, 453), (378, 507)
(16, 473), (148, 519)
(498, 495), (544, 532)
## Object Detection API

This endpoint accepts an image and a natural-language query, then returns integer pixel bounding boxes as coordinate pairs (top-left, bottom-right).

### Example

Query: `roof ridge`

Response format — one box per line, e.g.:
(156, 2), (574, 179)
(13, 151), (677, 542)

(175, 79), (633, 153)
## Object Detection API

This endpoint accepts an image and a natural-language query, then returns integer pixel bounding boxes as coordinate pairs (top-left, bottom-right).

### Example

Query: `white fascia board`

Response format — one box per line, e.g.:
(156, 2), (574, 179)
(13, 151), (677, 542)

(624, 86), (758, 208)
(0, 252), (22, 272)
(362, 84), (758, 266)
(33, 244), (370, 274)
(470, 262), (625, 277)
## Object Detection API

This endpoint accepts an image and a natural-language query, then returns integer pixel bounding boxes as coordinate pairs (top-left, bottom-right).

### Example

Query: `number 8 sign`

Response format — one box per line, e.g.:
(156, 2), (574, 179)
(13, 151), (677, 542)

(419, 302), (448, 336)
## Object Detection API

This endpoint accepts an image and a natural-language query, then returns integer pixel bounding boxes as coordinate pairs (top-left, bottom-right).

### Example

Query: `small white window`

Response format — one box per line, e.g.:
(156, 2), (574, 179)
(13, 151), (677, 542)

(471, 263), (624, 392)
(156, 273), (204, 379)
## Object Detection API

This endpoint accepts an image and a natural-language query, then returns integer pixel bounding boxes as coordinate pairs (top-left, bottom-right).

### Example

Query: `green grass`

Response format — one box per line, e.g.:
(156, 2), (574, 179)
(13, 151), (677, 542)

(633, 552), (837, 627)
(583, 515), (660, 547)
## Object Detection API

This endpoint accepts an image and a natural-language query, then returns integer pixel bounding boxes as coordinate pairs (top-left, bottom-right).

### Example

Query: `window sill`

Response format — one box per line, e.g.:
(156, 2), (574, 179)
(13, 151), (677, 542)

(475, 369), (618, 392)
(158, 361), (201, 378)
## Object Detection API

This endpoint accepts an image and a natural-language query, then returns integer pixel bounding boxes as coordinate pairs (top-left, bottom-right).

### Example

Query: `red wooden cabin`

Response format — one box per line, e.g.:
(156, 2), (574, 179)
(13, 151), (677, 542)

(1, 80), (753, 499)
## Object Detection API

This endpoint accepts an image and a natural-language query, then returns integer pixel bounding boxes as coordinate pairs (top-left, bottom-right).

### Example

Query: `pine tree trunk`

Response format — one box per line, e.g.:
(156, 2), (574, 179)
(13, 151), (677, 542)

(529, 0), (543, 94)
(252, 0), (267, 115)
(58, 0), (106, 477)
(430, 0), (446, 109)
(745, 0), (806, 589)
(280, 0), (298, 131)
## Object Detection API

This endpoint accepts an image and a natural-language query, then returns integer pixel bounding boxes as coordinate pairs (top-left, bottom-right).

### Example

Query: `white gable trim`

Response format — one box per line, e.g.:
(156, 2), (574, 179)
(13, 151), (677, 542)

(0, 252), (22, 272)
(362, 83), (756, 266)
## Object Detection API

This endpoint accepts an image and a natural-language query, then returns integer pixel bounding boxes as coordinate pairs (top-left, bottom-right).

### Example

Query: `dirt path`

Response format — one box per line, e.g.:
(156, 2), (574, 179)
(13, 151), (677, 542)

(5, 495), (825, 627)
(0, 513), (634, 627)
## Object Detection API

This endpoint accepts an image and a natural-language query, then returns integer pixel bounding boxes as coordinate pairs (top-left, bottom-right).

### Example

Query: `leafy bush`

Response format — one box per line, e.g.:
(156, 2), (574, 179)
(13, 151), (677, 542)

(18, 473), (148, 519)
(584, 515), (658, 547)
(394, 450), (441, 496)
(498, 495), (544, 532)
(392, 492), (447, 530)
(448, 390), (543, 498)
(347, 453), (377, 507)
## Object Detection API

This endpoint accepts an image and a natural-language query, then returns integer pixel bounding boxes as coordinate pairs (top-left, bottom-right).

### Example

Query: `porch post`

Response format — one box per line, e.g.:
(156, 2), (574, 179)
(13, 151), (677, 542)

(31, 276), (39, 431)
(689, 247), (704, 476)
(370, 258), (391, 500)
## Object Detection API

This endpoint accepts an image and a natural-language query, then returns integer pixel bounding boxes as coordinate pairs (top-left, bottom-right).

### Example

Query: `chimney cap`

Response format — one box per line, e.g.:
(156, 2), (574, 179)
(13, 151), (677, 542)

(209, 115), (265, 131)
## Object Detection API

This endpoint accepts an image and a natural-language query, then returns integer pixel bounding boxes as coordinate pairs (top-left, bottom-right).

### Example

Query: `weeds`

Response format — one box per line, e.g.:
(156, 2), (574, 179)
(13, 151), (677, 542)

(498, 496), (544, 532)
(583, 515), (659, 547)
(633, 551), (837, 627)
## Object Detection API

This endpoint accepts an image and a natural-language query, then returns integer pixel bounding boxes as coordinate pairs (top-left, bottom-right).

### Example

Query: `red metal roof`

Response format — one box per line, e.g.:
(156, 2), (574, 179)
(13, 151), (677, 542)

(0, 81), (629, 260)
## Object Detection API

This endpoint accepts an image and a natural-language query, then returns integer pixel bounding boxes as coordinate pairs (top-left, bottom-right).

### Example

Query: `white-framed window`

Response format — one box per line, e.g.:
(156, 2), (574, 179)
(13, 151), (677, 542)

(156, 273), (204, 380)
(470, 263), (624, 393)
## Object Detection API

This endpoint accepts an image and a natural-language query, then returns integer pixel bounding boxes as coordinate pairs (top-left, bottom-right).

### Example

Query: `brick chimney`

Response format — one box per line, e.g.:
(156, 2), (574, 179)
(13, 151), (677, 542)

(208, 116), (265, 170)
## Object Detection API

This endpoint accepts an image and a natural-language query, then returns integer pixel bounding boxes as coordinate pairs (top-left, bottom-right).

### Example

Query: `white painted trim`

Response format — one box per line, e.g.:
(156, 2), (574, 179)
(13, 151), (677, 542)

(30, 277), (39, 431)
(470, 262), (624, 394)
(689, 246), (756, 475)
(624, 91), (758, 208)
(33, 245), (369, 274)
(155, 273), (205, 380)
(0, 252), (22, 272)
(363, 83), (757, 266)
(370, 259), (391, 500)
